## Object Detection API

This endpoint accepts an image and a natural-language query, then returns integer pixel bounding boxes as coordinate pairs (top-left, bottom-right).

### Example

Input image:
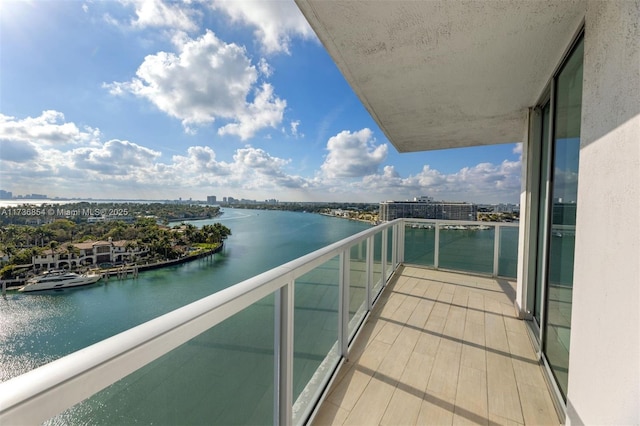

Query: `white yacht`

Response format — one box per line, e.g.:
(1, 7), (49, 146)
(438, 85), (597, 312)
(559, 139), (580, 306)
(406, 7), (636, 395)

(19, 270), (102, 292)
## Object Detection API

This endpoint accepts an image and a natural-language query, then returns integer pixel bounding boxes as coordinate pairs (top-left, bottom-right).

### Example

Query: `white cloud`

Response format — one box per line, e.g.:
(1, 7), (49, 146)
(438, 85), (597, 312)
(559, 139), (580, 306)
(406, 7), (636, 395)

(71, 140), (161, 176)
(0, 112), (520, 203)
(210, 0), (315, 54)
(321, 128), (388, 178)
(127, 0), (200, 32)
(513, 143), (522, 155)
(352, 160), (521, 203)
(257, 58), (273, 77)
(105, 30), (286, 138)
(0, 111), (100, 147)
(290, 120), (301, 138)
(217, 83), (286, 140)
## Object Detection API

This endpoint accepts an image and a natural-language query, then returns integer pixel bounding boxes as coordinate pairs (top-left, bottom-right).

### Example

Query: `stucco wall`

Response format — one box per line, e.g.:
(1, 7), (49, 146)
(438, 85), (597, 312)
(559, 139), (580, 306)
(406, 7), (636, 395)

(567, 1), (640, 424)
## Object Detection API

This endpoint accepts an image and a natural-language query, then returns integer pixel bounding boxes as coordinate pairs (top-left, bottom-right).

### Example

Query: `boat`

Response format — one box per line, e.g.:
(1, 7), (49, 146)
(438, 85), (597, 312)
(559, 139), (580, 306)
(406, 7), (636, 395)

(18, 270), (102, 292)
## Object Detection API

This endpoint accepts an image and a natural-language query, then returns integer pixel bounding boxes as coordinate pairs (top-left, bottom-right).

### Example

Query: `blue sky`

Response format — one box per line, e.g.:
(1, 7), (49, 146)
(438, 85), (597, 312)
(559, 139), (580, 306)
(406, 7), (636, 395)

(0, 0), (522, 204)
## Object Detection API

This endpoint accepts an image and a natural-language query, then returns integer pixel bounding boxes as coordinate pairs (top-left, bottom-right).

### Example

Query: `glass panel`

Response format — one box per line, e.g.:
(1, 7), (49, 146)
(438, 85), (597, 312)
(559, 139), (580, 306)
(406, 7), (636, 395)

(372, 232), (383, 292)
(51, 294), (275, 425)
(439, 224), (494, 275)
(385, 227), (394, 281)
(497, 226), (519, 278)
(403, 222), (435, 266)
(292, 256), (340, 422)
(349, 240), (368, 339)
(535, 102), (552, 325)
(543, 36), (583, 400)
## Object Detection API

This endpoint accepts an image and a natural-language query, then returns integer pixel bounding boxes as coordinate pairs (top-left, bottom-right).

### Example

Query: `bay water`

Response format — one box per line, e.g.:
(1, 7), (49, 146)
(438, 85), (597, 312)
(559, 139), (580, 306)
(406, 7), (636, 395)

(0, 208), (370, 424)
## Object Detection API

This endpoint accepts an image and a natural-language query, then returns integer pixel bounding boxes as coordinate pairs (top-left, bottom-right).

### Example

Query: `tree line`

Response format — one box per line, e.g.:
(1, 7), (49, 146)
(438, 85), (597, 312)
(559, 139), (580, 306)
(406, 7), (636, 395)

(0, 218), (231, 278)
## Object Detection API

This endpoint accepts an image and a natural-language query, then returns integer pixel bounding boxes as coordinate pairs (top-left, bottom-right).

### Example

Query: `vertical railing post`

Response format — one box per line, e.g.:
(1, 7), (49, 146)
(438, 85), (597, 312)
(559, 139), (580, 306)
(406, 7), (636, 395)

(434, 221), (440, 269)
(398, 221), (404, 265)
(365, 241), (371, 311)
(274, 282), (294, 426)
(392, 222), (398, 268)
(339, 251), (350, 357)
(366, 236), (374, 307)
(493, 225), (501, 277)
(381, 228), (387, 284)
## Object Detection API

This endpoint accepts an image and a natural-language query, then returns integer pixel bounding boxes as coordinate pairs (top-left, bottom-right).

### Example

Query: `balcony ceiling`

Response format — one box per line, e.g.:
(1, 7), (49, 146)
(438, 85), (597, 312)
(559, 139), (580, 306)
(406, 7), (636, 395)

(296, 0), (585, 152)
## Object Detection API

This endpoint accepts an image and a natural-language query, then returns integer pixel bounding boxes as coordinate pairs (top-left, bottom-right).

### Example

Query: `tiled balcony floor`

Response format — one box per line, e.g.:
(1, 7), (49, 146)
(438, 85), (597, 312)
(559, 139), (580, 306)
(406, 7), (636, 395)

(312, 266), (559, 425)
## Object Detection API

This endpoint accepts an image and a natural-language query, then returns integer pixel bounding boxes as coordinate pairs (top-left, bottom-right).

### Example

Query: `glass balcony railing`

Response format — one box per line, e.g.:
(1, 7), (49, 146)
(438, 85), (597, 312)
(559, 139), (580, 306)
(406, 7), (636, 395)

(402, 219), (519, 278)
(0, 218), (519, 425)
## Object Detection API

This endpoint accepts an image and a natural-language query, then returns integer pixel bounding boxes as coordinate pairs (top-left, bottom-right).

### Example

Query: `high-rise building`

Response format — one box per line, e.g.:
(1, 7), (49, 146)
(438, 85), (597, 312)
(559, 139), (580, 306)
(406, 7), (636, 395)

(206, 195), (216, 204)
(379, 199), (477, 222)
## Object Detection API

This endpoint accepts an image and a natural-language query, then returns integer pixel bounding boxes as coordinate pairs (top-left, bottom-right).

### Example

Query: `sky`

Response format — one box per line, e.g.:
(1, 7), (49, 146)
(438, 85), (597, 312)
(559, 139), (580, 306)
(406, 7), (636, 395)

(0, 0), (522, 204)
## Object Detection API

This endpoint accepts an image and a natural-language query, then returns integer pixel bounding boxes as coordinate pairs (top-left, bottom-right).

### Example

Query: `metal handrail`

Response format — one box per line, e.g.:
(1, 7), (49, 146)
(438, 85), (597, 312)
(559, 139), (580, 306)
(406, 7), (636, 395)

(0, 219), (401, 425)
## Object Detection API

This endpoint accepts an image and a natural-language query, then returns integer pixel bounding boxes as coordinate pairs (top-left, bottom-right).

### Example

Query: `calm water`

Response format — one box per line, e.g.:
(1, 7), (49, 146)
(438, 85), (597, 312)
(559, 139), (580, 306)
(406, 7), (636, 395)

(0, 209), (370, 383)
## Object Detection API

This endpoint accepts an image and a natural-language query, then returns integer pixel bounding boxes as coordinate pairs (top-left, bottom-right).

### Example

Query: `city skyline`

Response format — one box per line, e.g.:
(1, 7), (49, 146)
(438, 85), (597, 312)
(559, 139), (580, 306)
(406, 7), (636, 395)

(1, 0), (522, 204)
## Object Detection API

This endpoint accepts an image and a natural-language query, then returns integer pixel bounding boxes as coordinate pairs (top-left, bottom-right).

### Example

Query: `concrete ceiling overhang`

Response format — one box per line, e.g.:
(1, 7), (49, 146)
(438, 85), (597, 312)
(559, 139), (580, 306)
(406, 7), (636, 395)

(296, 0), (585, 152)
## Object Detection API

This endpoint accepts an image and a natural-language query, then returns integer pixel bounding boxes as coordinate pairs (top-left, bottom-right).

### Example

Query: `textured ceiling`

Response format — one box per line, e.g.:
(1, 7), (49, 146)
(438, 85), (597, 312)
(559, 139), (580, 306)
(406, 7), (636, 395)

(296, 0), (585, 152)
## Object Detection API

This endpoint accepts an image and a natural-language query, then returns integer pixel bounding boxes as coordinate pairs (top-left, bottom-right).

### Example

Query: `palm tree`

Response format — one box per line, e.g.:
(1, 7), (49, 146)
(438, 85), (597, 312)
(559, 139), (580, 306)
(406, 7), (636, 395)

(49, 240), (59, 260)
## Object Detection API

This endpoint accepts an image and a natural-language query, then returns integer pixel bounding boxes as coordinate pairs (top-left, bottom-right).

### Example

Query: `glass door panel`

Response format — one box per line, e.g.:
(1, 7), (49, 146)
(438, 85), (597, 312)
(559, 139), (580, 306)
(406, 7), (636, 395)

(542, 36), (583, 400)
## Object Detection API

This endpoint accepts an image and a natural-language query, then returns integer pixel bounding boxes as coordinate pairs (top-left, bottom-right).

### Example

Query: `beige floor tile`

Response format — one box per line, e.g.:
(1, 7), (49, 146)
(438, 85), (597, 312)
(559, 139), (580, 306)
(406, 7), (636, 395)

(488, 413), (524, 426)
(466, 307), (486, 326)
(326, 367), (373, 411)
(357, 339), (391, 371)
(401, 350), (435, 394)
(510, 358), (547, 390)
(406, 298), (435, 329)
(453, 365), (488, 425)
(312, 400), (349, 426)
(343, 374), (396, 425)
(375, 320), (404, 346)
(485, 313), (510, 353)
(427, 344), (462, 401)
(377, 330), (416, 381)
(517, 382), (560, 425)
(380, 385), (423, 426)
(417, 393), (455, 425)
(486, 352), (523, 424)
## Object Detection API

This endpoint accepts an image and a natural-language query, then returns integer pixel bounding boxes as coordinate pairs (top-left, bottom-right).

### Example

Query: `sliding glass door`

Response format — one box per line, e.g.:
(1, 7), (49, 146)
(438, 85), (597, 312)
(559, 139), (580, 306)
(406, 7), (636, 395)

(533, 34), (583, 401)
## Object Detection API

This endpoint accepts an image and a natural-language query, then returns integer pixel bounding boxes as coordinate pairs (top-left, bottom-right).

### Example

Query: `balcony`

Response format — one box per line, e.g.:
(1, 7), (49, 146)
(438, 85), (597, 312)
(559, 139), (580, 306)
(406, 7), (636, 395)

(313, 266), (558, 425)
(0, 219), (557, 425)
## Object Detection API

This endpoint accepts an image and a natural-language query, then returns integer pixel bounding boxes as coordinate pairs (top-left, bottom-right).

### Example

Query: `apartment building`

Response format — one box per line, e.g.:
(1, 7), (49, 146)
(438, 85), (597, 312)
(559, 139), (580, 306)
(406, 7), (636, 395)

(380, 200), (478, 222)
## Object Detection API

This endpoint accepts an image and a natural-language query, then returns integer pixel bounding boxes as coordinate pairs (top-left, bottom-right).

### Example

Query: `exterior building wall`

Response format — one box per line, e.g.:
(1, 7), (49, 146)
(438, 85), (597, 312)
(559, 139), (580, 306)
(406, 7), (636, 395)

(567, 1), (640, 424)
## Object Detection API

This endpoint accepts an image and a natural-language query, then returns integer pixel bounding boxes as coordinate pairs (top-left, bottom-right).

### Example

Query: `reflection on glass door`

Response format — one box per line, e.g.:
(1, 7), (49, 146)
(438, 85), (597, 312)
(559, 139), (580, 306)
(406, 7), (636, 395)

(542, 36), (584, 400)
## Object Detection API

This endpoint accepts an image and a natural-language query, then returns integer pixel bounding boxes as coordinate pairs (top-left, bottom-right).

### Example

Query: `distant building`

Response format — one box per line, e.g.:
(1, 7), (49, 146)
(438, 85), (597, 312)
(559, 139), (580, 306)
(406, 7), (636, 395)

(379, 198), (477, 222)
(207, 195), (217, 204)
(0, 190), (12, 199)
(494, 203), (520, 213)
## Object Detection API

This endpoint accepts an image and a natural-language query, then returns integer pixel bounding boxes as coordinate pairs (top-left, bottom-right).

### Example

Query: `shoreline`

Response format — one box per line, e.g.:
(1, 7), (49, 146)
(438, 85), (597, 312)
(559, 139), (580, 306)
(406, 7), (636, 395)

(2, 242), (224, 291)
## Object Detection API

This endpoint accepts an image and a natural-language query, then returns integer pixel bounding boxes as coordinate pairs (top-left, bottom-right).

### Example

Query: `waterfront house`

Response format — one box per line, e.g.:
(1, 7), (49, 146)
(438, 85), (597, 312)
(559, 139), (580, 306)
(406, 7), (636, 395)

(31, 240), (148, 270)
(1, 1), (637, 425)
